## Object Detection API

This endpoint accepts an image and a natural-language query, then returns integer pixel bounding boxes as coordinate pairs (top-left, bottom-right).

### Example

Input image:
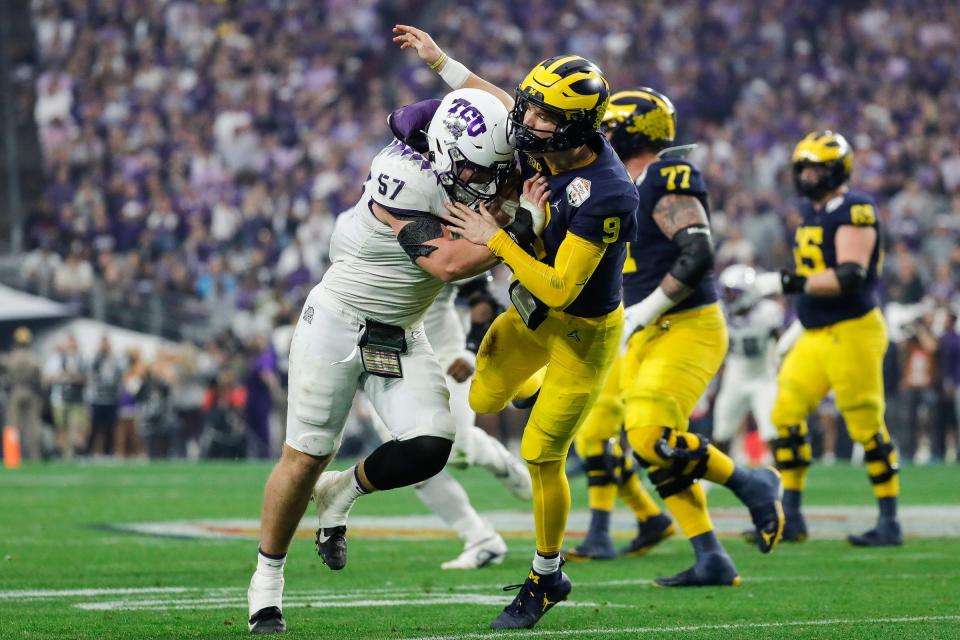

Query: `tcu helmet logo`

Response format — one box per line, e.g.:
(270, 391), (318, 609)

(445, 98), (487, 137)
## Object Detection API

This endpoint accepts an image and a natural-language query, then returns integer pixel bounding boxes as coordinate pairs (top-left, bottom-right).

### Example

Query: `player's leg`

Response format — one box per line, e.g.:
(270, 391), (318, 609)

(712, 377), (751, 456)
(623, 308), (737, 586)
(414, 470), (508, 569)
(828, 310), (902, 546)
(249, 296), (360, 633)
(565, 355), (624, 561)
(469, 306), (550, 415)
(617, 448), (675, 556)
(447, 372), (531, 500)
(367, 394), (509, 570)
(491, 308), (620, 630)
(768, 328), (831, 541)
(314, 327), (456, 569)
(623, 305), (782, 587)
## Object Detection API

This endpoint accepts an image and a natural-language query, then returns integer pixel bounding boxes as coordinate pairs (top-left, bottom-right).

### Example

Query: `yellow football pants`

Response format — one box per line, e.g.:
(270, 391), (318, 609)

(573, 354), (662, 520)
(771, 308), (898, 497)
(621, 303), (730, 539)
(470, 304), (622, 553)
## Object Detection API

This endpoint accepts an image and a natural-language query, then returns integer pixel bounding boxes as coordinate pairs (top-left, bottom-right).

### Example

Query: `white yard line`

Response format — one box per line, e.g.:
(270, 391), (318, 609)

(398, 615), (960, 640)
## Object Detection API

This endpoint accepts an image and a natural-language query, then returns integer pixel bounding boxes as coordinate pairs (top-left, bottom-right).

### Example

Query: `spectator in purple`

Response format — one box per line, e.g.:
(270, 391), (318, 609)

(245, 334), (280, 459)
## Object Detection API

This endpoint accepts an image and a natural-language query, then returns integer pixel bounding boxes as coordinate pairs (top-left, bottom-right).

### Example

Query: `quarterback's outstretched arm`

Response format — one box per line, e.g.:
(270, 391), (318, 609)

(393, 24), (514, 110)
(372, 202), (498, 282)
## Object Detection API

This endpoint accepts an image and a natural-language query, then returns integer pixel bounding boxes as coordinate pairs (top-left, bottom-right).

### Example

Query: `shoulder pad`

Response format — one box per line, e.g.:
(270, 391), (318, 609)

(368, 142), (445, 216)
(831, 191), (878, 227)
(646, 158), (707, 197)
(656, 143), (698, 161)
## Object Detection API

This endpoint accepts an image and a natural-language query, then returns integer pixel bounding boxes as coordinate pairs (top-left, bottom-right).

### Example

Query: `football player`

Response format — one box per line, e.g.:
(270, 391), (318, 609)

(394, 25), (638, 629)
(598, 89), (785, 587)
(751, 131), (901, 546)
(246, 88), (515, 633)
(712, 264), (784, 457)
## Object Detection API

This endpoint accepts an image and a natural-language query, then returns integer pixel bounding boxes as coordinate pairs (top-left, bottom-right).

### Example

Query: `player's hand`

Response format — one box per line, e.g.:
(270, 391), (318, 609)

(392, 24), (443, 67)
(442, 201), (501, 245)
(521, 173), (551, 213)
(446, 357), (475, 383)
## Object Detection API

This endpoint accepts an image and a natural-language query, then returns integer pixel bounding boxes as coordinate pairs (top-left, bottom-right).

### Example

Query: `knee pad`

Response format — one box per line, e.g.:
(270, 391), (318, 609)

(646, 428), (710, 500)
(863, 431), (899, 486)
(583, 438), (619, 487)
(364, 435), (454, 490)
(772, 424), (812, 470)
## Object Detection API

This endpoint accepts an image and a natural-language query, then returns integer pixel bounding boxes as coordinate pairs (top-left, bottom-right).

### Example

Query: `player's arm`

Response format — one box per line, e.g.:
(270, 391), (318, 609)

(756, 224), (876, 297)
(441, 200), (605, 310)
(372, 202), (499, 282)
(624, 194), (713, 333)
(392, 24), (514, 109)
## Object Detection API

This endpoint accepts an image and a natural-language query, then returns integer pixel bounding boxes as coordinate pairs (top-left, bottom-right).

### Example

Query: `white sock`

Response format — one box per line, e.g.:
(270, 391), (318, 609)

(319, 466), (367, 528)
(249, 547), (285, 617)
(532, 551), (561, 575)
(463, 426), (510, 475)
(415, 470), (491, 545)
(256, 547), (286, 578)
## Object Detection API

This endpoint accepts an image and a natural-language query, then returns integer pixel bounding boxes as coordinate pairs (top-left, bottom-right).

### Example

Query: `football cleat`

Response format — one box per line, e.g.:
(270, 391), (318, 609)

(315, 526), (348, 570)
(491, 567), (572, 629)
(653, 552), (740, 588)
(496, 454), (533, 501)
(441, 534), (508, 570)
(248, 607), (286, 634)
(743, 509), (807, 544)
(621, 514), (676, 557)
(563, 535), (617, 562)
(848, 519), (903, 547)
(733, 466), (785, 554)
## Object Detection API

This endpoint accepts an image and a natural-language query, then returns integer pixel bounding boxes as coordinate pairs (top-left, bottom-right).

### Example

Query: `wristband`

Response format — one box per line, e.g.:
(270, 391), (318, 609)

(438, 56), (470, 89)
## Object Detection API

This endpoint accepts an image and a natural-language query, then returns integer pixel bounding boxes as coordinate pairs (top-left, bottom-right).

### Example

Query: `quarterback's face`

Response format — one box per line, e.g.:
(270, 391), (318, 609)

(523, 105), (559, 139)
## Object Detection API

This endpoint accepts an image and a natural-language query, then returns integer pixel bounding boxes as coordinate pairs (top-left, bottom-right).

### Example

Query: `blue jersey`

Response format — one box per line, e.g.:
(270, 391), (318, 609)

(623, 158), (718, 312)
(794, 190), (882, 329)
(528, 137), (639, 318)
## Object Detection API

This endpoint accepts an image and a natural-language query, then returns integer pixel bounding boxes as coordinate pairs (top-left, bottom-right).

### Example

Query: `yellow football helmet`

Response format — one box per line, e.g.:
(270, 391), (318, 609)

(601, 88), (677, 159)
(792, 131), (853, 199)
(510, 55), (610, 153)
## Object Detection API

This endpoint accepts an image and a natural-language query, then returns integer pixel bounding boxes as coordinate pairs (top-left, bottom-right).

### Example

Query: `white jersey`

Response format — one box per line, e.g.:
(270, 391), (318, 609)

(322, 139), (450, 328)
(423, 284), (467, 367)
(725, 299), (784, 380)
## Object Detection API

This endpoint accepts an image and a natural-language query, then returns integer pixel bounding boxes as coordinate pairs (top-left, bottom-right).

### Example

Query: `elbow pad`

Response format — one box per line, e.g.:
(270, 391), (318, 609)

(835, 262), (866, 294)
(668, 225), (715, 287)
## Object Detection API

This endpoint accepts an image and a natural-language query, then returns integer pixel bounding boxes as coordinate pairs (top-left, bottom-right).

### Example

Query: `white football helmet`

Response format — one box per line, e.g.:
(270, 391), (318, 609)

(425, 88), (515, 207)
(719, 264), (760, 315)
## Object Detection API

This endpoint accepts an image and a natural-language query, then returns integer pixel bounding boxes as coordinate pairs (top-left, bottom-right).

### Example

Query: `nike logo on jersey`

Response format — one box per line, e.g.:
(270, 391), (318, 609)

(567, 330), (581, 342)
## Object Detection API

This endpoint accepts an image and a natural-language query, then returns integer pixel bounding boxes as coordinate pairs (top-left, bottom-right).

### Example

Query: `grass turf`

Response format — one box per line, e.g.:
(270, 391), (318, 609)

(2, 461), (959, 639)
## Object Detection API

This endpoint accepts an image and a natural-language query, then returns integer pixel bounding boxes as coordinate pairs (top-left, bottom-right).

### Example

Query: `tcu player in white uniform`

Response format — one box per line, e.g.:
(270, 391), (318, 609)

(247, 87), (516, 633)
(712, 265), (784, 455)
(366, 279), (532, 570)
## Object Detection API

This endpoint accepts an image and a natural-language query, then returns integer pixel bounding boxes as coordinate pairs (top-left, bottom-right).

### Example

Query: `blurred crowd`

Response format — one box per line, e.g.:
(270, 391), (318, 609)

(10, 0), (960, 462)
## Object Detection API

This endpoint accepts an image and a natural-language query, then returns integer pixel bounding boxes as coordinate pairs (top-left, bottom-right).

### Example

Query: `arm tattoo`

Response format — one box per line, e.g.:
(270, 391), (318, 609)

(652, 194), (709, 240)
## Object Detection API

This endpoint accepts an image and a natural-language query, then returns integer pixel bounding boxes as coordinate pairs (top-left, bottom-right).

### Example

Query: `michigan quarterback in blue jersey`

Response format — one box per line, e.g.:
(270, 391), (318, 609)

(394, 25), (638, 628)
(567, 89), (784, 586)
(751, 131), (901, 547)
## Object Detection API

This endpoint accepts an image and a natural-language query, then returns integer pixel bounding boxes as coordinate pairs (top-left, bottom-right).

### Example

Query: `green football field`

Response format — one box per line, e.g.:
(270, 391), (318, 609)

(3, 461), (960, 639)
